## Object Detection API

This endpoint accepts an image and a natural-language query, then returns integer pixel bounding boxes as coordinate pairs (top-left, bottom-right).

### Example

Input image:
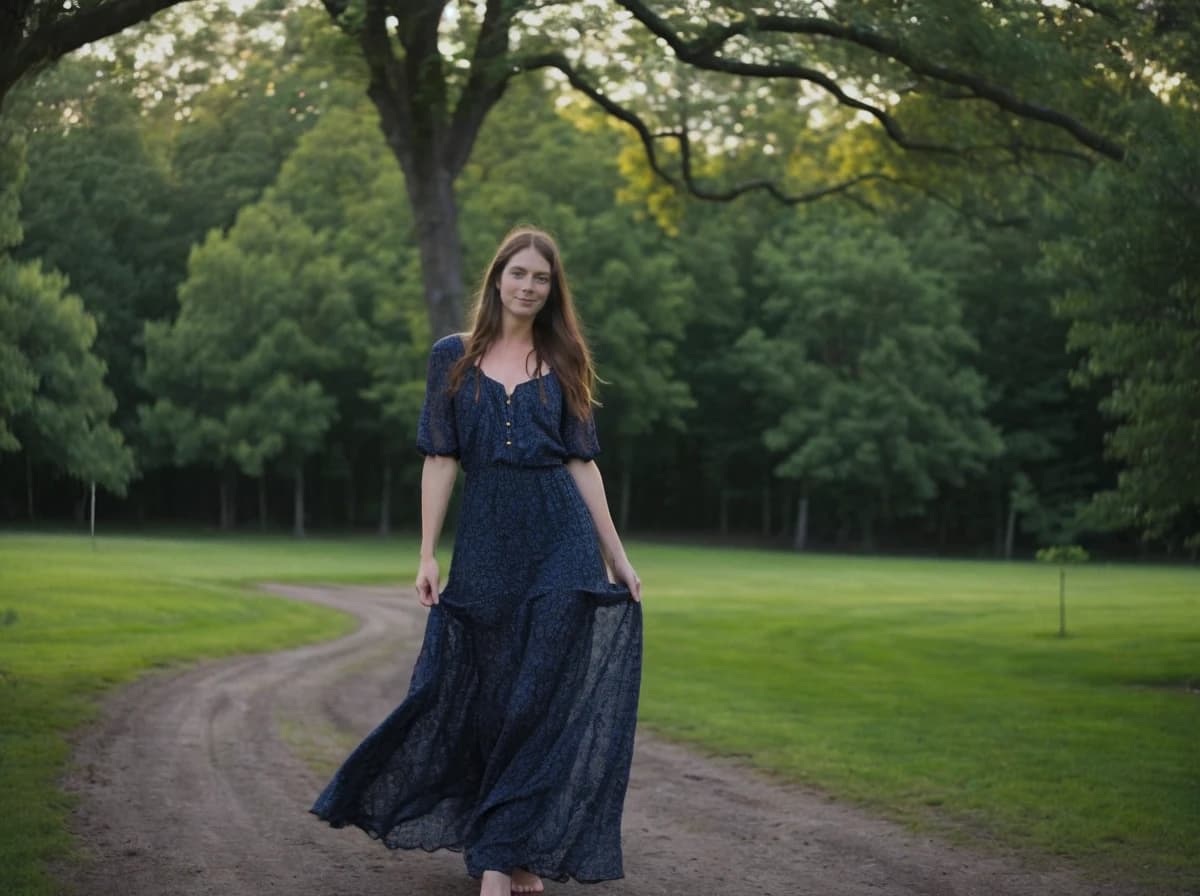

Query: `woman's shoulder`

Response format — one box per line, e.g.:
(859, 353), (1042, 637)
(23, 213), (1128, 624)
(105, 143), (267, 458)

(431, 332), (469, 358)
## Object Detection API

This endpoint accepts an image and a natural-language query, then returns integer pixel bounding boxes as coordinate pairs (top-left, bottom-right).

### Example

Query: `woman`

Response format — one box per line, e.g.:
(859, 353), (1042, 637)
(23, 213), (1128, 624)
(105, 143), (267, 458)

(312, 226), (644, 896)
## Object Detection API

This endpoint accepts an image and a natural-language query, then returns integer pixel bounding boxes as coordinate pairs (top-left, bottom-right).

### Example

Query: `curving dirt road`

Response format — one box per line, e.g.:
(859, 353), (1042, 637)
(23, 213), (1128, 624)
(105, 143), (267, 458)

(58, 584), (1135, 896)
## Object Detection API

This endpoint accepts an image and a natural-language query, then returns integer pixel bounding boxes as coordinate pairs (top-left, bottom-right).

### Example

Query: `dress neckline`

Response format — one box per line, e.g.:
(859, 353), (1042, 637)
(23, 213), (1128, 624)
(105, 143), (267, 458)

(476, 367), (554, 400)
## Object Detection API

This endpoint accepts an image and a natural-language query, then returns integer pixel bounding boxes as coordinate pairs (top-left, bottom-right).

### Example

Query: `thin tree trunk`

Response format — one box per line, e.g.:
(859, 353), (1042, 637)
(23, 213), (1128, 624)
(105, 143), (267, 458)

(793, 495), (809, 552)
(258, 475), (268, 531)
(836, 517), (851, 549)
(1058, 568), (1067, 638)
(345, 461), (356, 527)
(1004, 501), (1018, 560)
(293, 464), (305, 538)
(378, 460), (392, 536)
(618, 440), (633, 533)
(719, 490), (730, 536)
(993, 488), (1005, 557)
(218, 468), (237, 531)
(761, 478), (771, 539)
(861, 509), (876, 552)
(25, 451), (34, 520)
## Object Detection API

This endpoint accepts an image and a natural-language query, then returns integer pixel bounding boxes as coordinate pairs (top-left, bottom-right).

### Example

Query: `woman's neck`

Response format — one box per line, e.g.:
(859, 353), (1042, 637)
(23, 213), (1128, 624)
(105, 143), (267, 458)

(497, 315), (535, 346)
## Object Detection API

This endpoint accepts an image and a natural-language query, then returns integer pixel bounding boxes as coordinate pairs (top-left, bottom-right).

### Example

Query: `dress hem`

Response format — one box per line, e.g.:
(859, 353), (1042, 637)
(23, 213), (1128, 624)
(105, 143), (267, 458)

(308, 809), (625, 884)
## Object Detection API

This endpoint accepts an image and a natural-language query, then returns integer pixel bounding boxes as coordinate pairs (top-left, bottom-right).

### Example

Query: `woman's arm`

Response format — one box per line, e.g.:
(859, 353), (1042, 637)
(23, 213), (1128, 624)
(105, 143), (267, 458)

(415, 455), (458, 606)
(566, 458), (642, 601)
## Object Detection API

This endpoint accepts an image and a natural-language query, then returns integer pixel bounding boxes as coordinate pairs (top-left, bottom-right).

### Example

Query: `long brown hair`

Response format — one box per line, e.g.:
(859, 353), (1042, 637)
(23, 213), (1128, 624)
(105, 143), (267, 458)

(449, 226), (597, 420)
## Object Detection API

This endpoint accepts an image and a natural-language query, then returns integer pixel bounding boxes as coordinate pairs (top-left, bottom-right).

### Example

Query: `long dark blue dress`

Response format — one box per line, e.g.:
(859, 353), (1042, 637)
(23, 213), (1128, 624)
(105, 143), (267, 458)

(311, 334), (643, 883)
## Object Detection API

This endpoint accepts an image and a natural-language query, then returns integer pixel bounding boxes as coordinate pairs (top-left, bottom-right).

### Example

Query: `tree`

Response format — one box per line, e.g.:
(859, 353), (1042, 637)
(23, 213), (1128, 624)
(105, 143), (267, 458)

(142, 199), (359, 535)
(7, 5), (370, 521)
(0, 132), (134, 515)
(263, 100), (428, 533)
(15, 66), (176, 435)
(1053, 103), (1200, 551)
(736, 203), (1002, 548)
(320, 0), (1138, 339)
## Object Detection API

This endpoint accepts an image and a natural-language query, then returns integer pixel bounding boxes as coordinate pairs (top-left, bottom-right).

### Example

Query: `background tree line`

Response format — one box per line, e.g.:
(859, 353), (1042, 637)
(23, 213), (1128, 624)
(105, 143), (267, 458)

(0, 1), (1196, 557)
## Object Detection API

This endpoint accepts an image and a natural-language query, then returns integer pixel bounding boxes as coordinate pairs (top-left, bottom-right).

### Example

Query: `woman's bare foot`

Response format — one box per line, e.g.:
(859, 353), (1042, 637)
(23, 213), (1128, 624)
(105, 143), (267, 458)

(511, 868), (544, 893)
(480, 870), (511, 896)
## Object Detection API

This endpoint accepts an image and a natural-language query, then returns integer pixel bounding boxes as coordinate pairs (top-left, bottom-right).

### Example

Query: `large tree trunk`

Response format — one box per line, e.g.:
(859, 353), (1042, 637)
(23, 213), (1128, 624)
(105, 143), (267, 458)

(378, 460), (392, 536)
(366, 100), (467, 337)
(292, 464), (306, 538)
(342, 0), (515, 338)
(407, 171), (467, 338)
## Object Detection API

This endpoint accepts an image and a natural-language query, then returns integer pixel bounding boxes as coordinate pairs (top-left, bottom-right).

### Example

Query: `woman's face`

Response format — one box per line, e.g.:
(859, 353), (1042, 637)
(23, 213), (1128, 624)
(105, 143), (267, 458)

(497, 246), (552, 321)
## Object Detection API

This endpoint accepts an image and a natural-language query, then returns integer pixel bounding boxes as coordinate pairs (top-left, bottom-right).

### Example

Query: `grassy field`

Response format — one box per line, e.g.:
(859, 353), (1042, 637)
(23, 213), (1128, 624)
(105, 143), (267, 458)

(639, 547), (1200, 891)
(0, 534), (1197, 894)
(0, 533), (391, 896)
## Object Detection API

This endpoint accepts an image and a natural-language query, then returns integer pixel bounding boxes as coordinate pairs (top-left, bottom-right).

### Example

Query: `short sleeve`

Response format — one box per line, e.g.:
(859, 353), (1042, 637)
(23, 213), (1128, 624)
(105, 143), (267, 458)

(416, 335), (464, 457)
(560, 403), (601, 461)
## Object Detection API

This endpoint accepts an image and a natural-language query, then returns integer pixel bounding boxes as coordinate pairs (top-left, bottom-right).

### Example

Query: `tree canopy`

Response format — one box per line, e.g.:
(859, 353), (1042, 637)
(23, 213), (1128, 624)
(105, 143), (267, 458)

(1, 0), (1197, 552)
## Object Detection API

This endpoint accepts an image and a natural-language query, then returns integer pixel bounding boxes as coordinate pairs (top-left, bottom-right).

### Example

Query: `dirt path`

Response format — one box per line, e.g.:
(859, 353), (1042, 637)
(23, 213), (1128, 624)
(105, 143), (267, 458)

(59, 584), (1132, 896)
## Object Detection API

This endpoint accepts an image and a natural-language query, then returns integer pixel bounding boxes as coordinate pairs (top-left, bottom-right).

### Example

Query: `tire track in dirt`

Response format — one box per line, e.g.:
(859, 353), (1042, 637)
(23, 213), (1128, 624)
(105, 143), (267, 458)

(57, 584), (1134, 896)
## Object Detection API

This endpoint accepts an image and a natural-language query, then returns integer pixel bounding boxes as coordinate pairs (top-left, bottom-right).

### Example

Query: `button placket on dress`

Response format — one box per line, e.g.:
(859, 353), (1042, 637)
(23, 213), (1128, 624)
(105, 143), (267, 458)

(504, 394), (513, 447)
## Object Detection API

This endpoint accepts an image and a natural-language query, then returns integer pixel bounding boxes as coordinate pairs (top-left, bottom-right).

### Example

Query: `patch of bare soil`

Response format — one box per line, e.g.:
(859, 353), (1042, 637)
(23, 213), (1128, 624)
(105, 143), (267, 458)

(57, 585), (1143, 896)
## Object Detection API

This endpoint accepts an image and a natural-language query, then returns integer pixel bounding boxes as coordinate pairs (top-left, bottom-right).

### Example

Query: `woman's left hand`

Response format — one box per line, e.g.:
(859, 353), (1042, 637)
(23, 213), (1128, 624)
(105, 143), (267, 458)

(612, 557), (642, 603)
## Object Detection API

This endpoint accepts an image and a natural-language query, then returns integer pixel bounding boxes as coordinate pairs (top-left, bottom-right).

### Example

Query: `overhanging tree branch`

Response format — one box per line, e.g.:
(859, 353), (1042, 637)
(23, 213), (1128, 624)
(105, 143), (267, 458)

(519, 49), (1093, 209)
(1, 0), (195, 111)
(447, 0), (520, 176)
(615, 0), (1126, 162)
(519, 51), (890, 206)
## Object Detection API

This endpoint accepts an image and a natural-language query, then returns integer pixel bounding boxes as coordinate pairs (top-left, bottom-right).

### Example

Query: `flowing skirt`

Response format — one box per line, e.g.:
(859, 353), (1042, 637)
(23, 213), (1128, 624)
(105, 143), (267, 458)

(311, 465), (643, 882)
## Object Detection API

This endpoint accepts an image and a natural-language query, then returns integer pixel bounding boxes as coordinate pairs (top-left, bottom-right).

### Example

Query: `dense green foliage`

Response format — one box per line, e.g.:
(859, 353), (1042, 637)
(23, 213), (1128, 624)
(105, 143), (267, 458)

(0, 1), (1197, 554)
(1053, 105), (1200, 551)
(737, 205), (1003, 545)
(0, 132), (133, 500)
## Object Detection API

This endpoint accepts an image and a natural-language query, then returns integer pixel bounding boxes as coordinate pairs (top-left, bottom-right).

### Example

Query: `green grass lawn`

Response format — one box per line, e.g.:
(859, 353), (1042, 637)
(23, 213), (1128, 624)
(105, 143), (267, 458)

(1, 533), (1197, 894)
(0, 532), (396, 896)
(639, 547), (1200, 891)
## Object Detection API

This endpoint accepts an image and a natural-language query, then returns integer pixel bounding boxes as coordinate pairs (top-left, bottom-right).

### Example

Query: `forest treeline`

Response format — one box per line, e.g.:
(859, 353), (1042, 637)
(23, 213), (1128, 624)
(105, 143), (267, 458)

(1, 3), (1197, 557)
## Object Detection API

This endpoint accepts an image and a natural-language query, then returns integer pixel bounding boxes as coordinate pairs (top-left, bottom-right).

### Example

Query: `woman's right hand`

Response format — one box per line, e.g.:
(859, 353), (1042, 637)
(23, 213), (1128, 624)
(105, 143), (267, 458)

(415, 556), (440, 607)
